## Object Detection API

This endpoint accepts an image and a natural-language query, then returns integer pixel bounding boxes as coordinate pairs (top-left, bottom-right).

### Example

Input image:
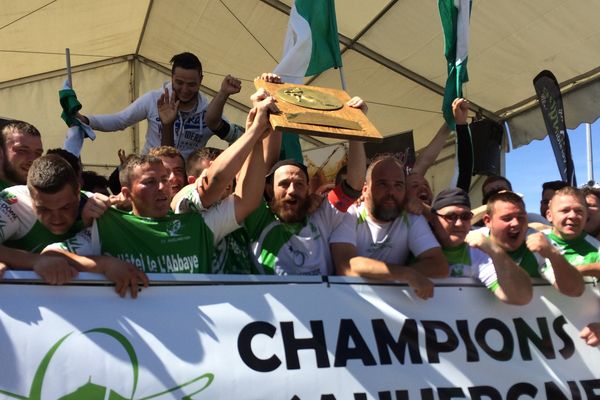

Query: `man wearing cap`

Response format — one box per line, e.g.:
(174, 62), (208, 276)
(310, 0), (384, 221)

(482, 191), (584, 297)
(244, 154), (362, 276)
(330, 154), (447, 300)
(430, 187), (533, 304)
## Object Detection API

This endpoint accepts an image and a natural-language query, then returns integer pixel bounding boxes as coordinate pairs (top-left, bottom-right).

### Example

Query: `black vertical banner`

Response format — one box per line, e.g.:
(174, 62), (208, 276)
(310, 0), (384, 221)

(533, 70), (576, 186)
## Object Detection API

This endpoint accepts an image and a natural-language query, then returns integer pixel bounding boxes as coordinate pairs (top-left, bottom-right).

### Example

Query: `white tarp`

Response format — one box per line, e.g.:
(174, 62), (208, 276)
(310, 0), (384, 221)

(0, 274), (598, 399)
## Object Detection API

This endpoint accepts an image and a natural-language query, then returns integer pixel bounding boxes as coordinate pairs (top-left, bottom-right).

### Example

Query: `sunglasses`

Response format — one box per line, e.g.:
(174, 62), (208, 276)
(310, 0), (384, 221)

(435, 211), (474, 223)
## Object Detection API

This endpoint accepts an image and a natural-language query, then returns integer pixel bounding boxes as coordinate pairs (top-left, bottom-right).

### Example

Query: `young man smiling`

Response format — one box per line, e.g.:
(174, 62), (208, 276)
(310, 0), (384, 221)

(77, 52), (242, 159)
(482, 191), (584, 297)
(0, 154), (143, 292)
(544, 186), (600, 277)
(430, 188), (532, 305)
(45, 94), (275, 279)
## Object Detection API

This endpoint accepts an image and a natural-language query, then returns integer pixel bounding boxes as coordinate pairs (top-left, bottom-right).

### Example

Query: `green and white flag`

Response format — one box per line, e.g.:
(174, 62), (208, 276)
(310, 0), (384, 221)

(273, 0), (343, 84)
(439, 0), (472, 130)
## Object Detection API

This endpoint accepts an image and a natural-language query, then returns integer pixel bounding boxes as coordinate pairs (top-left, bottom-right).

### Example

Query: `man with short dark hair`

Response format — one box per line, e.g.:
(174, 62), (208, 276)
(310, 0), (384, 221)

(45, 94), (275, 278)
(148, 145), (186, 195)
(185, 147), (222, 183)
(481, 175), (512, 205)
(582, 186), (600, 240)
(540, 180), (568, 218)
(1, 120), (44, 186)
(0, 154), (142, 290)
(483, 191), (584, 297)
(77, 52), (242, 159)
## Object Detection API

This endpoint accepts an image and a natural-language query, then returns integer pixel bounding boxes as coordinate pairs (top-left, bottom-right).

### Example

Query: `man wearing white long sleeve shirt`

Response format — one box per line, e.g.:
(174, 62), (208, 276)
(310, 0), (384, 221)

(77, 52), (243, 159)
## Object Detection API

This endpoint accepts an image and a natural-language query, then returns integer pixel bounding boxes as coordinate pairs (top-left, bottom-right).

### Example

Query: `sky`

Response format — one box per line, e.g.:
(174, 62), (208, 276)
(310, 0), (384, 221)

(506, 118), (600, 213)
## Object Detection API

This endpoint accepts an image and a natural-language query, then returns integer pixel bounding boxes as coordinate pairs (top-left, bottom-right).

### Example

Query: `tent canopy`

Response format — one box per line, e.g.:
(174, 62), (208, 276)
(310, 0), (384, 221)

(1, 0), (600, 193)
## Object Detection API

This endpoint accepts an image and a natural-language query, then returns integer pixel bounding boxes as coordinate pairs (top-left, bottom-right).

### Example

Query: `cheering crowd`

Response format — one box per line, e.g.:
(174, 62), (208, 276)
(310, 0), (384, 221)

(1, 52), (599, 348)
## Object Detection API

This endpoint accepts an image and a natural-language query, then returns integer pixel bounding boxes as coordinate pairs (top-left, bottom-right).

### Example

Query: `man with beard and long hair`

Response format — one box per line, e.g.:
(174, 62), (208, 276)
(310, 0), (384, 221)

(330, 155), (448, 300)
(243, 88), (368, 276)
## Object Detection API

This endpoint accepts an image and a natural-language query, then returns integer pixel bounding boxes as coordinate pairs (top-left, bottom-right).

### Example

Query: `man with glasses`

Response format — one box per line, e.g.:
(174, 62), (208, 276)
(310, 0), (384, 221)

(430, 188), (533, 304)
(331, 155), (448, 300)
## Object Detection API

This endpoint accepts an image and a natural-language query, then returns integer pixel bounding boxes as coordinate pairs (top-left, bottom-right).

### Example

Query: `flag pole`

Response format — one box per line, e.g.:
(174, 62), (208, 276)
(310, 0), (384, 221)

(586, 123), (594, 183)
(65, 48), (72, 88)
(338, 66), (347, 91)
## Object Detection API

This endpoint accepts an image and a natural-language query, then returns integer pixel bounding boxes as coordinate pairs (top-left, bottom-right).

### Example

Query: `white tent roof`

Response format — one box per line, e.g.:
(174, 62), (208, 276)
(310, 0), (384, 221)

(1, 0), (600, 191)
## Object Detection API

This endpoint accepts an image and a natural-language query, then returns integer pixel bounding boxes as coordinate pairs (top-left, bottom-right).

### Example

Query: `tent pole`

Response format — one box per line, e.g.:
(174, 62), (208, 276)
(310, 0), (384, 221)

(338, 67), (347, 91)
(65, 48), (72, 88)
(131, 58), (140, 154)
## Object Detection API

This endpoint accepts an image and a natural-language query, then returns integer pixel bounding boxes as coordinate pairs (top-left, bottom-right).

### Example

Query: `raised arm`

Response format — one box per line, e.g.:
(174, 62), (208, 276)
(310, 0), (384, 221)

(412, 123), (451, 176)
(466, 231), (532, 305)
(157, 87), (179, 146)
(204, 75), (242, 131)
(198, 93), (277, 209)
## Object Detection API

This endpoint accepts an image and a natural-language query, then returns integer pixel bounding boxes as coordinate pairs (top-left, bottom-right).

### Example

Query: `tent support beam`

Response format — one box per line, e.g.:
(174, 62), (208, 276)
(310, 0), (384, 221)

(260, 0), (500, 123)
(496, 66), (600, 120)
(136, 0), (155, 56)
(0, 55), (134, 90)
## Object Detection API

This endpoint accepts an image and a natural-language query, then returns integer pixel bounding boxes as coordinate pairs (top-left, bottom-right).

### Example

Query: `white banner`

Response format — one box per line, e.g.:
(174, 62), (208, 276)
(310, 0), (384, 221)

(0, 275), (598, 399)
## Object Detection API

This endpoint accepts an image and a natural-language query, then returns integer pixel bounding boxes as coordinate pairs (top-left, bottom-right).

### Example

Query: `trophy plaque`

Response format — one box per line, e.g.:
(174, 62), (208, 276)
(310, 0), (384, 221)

(254, 80), (383, 142)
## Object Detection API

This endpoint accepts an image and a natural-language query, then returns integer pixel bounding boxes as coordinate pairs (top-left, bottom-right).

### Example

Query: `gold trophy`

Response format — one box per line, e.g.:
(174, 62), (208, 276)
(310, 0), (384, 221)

(254, 80), (383, 142)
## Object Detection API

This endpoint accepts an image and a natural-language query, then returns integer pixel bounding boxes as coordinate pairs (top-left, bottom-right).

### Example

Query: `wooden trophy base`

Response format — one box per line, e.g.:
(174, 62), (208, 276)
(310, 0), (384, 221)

(254, 80), (383, 142)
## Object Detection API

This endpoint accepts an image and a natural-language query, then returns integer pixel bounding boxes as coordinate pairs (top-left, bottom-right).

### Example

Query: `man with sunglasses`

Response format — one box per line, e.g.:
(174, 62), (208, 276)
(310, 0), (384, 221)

(331, 155), (448, 300)
(430, 188), (533, 304)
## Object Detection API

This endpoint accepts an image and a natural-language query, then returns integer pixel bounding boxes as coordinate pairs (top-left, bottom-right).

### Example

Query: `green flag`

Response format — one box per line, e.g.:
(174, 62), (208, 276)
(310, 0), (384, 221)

(439, 0), (471, 130)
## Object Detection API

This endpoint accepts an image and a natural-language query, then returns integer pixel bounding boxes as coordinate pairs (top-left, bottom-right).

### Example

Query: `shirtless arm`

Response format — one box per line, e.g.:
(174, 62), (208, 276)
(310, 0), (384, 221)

(331, 242), (434, 300)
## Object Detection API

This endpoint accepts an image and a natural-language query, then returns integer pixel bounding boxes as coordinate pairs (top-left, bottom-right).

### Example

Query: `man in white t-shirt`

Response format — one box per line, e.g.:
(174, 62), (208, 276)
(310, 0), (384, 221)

(331, 155), (448, 299)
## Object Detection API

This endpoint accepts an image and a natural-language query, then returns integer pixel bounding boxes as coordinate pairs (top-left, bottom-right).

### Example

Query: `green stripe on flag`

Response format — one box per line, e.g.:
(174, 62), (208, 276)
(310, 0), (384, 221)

(439, 0), (471, 130)
(295, 0), (342, 76)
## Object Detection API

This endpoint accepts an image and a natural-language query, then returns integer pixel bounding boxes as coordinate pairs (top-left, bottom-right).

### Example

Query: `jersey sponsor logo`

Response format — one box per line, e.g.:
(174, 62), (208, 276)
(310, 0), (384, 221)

(0, 191), (17, 205)
(166, 219), (183, 237)
(113, 252), (200, 273)
(0, 199), (18, 222)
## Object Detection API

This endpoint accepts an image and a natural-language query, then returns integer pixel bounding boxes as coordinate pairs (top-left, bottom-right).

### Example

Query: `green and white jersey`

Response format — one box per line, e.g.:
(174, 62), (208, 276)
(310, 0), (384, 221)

(331, 203), (440, 265)
(0, 185), (84, 253)
(445, 244), (500, 291)
(544, 229), (600, 266)
(174, 186), (256, 274)
(46, 196), (239, 274)
(244, 198), (347, 276)
(173, 184), (208, 213)
(475, 227), (555, 283)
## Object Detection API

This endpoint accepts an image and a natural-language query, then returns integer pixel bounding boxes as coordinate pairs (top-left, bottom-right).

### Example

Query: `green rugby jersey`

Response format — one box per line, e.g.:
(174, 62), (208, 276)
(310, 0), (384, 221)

(545, 230), (600, 266)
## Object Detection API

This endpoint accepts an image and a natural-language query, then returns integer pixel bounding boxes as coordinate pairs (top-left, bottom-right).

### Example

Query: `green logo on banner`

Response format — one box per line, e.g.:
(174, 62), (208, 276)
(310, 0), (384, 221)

(0, 328), (214, 399)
